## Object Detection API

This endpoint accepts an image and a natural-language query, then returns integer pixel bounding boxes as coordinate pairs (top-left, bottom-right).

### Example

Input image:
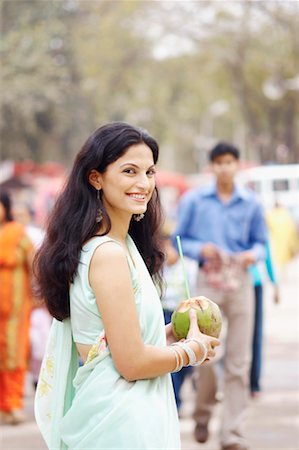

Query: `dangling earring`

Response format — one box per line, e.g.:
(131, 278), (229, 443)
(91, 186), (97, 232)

(133, 213), (145, 222)
(96, 189), (103, 223)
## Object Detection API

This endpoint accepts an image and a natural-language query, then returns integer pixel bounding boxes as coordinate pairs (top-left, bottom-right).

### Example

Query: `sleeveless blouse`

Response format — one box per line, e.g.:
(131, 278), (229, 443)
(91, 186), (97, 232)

(70, 235), (139, 345)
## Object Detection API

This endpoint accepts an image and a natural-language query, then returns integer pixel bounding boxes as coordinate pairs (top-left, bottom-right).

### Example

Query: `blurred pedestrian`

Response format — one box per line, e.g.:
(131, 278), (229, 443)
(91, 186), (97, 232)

(161, 222), (198, 413)
(14, 202), (45, 248)
(266, 202), (299, 277)
(14, 202), (51, 389)
(0, 189), (34, 425)
(248, 241), (278, 397)
(34, 122), (220, 449)
(174, 142), (267, 450)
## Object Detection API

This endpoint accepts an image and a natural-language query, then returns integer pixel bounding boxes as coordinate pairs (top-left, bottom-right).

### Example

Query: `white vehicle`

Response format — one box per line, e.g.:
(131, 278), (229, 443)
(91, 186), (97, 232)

(237, 164), (299, 223)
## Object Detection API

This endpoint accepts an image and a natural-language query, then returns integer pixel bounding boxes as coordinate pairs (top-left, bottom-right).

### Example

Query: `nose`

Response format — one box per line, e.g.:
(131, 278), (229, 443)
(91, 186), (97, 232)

(136, 172), (152, 191)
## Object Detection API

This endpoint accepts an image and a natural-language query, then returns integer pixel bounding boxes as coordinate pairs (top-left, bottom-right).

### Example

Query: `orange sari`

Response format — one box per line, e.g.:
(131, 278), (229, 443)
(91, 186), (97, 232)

(0, 221), (33, 411)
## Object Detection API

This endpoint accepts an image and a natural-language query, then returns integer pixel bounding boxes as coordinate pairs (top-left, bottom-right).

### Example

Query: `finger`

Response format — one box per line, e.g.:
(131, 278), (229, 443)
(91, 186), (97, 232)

(202, 358), (210, 364)
(165, 323), (172, 333)
(188, 309), (199, 332)
(210, 338), (220, 347)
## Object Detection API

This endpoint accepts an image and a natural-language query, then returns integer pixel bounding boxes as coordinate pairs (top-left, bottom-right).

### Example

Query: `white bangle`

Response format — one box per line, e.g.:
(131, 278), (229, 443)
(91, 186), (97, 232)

(172, 341), (197, 366)
(185, 338), (208, 366)
(170, 346), (179, 372)
(170, 346), (184, 372)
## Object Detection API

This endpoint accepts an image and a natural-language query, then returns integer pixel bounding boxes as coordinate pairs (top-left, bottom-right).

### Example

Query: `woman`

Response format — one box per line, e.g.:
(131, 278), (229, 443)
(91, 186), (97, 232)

(0, 190), (34, 425)
(34, 122), (219, 449)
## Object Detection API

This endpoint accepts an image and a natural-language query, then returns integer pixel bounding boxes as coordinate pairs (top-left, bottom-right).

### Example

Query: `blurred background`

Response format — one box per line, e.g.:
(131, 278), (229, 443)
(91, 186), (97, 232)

(1, 0), (299, 226)
(1, 1), (299, 448)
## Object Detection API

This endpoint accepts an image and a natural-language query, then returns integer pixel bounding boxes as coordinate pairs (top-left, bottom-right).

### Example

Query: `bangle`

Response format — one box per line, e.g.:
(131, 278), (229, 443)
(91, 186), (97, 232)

(170, 346), (179, 372)
(170, 346), (184, 372)
(173, 341), (197, 366)
(185, 338), (208, 366)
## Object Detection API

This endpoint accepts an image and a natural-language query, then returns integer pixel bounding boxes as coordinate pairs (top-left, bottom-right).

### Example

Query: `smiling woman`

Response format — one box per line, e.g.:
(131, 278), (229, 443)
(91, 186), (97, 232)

(88, 143), (156, 225)
(33, 122), (219, 450)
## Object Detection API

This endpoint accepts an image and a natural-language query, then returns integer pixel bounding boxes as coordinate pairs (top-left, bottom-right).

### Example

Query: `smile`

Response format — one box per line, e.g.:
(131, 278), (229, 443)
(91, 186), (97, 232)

(127, 193), (147, 201)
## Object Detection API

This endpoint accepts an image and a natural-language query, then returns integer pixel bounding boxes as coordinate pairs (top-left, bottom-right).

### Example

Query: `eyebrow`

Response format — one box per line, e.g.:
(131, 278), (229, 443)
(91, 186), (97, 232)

(120, 163), (155, 169)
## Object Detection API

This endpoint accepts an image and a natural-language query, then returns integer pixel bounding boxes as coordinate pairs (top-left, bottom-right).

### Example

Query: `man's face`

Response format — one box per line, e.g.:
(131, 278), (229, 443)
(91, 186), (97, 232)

(211, 153), (239, 183)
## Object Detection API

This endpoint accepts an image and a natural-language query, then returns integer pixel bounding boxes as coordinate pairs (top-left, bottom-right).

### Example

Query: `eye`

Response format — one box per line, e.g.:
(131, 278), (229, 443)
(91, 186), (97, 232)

(147, 168), (156, 176)
(123, 168), (136, 175)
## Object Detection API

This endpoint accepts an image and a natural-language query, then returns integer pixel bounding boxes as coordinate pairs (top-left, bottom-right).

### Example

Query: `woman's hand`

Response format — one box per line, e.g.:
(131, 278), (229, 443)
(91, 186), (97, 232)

(187, 309), (220, 362)
(165, 322), (177, 345)
(165, 309), (220, 361)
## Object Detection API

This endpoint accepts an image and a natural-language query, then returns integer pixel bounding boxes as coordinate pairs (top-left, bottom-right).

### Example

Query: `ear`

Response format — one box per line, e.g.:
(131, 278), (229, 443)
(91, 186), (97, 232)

(88, 169), (102, 190)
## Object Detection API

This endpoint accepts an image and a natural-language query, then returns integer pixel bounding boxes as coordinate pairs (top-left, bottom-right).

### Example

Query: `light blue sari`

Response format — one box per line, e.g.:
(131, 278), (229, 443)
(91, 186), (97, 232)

(35, 235), (180, 449)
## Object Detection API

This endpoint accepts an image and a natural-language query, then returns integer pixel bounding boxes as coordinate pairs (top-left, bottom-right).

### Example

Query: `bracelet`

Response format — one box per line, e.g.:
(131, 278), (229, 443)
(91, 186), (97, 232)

(173, 341), (197, 366)
(170, 346), (184, 372)
(170, 346), (183, 372)
(170, 346), (179, 372)
(184, 338), (208, 366)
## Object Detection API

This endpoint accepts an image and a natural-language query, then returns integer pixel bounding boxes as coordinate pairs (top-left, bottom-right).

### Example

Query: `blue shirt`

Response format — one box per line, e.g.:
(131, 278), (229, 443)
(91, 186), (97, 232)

(174, 182), (267, 263)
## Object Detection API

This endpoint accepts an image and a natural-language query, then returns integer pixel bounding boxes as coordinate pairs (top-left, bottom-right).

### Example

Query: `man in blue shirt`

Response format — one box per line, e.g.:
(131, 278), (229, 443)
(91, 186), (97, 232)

(174, 142), (267, 450)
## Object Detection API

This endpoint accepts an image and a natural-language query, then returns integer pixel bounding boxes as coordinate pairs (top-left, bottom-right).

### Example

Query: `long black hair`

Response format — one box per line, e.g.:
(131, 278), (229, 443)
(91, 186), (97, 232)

(0, 189), (13, 222)
(34, 122), (165, 321)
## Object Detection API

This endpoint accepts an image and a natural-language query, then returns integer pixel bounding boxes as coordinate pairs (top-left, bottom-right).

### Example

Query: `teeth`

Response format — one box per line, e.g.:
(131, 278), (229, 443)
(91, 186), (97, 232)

(129, 194), (145, 199)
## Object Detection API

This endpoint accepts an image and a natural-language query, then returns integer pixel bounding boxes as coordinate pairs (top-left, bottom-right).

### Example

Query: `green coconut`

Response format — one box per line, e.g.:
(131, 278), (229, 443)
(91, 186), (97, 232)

(171, 296), (222, 340)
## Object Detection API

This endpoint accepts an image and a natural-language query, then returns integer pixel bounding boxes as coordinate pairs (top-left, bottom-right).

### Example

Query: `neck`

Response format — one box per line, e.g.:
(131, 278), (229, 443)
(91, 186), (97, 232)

(217, 179), (234, 195)
(0, 220), (9, 229)
(216, 180), (235, 202)
(99, 210), (132, 244)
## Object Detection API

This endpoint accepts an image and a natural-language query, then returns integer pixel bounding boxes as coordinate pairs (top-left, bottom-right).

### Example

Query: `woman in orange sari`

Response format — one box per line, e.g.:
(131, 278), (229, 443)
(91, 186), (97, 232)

(0, 190), (34, 425)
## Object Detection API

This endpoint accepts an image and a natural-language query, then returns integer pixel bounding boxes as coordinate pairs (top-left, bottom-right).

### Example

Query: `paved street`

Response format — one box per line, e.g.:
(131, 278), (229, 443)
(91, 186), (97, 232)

(1, 257), (299, 450)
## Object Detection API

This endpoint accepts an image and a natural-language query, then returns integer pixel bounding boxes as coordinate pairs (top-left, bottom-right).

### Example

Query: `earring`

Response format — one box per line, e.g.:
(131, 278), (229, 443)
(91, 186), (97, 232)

(96, 189), (103, 223)
(133, 213), (145, 222)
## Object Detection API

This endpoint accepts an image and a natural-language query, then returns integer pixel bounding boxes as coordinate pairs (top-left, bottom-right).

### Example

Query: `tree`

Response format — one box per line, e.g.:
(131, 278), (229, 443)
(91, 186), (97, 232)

(1, 1), (298, 169)
(1, 0), (95, 163)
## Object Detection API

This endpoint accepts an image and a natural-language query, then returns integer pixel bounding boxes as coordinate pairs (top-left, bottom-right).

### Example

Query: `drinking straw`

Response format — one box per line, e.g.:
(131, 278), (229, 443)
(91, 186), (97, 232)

(176, 235), (191, 299)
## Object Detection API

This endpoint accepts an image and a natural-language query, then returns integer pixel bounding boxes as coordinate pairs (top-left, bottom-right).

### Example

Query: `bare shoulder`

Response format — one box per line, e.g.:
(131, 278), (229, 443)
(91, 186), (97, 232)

(89, 239), (132, 293)
(90, 239), (127, 268)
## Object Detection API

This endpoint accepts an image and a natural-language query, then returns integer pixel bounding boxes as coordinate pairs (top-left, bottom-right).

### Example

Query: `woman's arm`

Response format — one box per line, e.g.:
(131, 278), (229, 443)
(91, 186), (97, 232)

(89, 242), (219, 381)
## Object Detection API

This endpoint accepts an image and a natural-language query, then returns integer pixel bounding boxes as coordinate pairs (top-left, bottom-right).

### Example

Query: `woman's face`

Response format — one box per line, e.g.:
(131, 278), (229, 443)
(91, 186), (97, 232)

(97, 143), (156, 219)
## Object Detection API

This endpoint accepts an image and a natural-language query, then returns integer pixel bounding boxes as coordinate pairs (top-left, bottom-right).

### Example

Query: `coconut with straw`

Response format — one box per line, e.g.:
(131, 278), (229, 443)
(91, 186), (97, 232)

(171, 236), (222, 340)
